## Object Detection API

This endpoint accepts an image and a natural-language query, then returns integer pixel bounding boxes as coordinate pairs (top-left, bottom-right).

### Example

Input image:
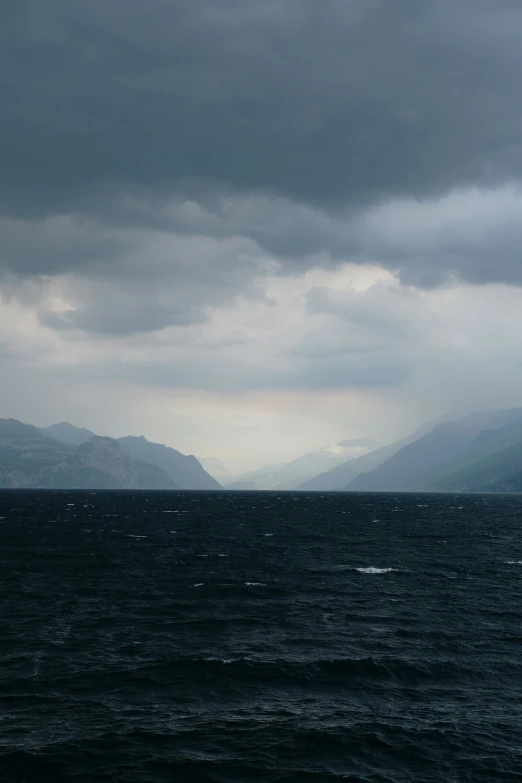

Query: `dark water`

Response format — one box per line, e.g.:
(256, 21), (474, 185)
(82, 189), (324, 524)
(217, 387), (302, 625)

(1, 491), (522, 782)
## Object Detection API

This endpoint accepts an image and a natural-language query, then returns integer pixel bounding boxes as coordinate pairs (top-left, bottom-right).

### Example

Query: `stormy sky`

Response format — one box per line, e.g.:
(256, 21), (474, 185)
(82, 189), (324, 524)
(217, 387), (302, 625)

(2, 0), (522, 472)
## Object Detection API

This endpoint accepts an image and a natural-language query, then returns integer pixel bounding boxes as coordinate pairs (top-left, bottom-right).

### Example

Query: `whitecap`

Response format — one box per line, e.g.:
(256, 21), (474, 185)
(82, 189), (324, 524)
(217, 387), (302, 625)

(505, 560), (522, 565)
(264, 533), (274, 536)
(245, 582), (266, 586)
(193, 583), (205, 587)
(356, 567), (396, 574)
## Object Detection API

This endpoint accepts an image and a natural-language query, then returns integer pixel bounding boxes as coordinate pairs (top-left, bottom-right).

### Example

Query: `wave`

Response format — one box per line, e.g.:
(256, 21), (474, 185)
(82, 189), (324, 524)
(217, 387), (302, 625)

(85, 654), (505, 690)
(4, 490), (522, 782)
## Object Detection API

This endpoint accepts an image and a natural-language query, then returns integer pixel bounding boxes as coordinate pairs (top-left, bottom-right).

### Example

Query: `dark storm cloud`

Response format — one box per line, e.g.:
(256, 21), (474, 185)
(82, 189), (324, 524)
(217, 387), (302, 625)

(2, 0), (522, 314)
(2, 0), (522, 217)
(0, 216), (134, 277)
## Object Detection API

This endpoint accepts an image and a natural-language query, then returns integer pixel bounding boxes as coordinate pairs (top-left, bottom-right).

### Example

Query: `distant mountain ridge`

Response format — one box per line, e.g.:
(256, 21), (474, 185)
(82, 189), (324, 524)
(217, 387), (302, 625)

(295, 408), (522, 494)
(45, 436), (178, 489)
(6, 408), (522, 494)
(418, 417), (522, 490)
(117, 436), (221, 490)
(432, 440), (522, 493)
(0, 420), (175, 489)
(297, 420), (444, 491)
(226, 439), (382, 490)
(2, 419), (220, 490)
(42, 422), (96, 447)
(345, 408), (522, 493)
(297, 441), (403, 491)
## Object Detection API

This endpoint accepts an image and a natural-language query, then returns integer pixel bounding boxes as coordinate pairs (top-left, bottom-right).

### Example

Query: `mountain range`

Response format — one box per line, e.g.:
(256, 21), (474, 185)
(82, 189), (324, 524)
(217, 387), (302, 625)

(295, 408), (522, 494)
(224, 438), (382, 490)
(0, 419), (220, 490)
(3, 407), (522, 492)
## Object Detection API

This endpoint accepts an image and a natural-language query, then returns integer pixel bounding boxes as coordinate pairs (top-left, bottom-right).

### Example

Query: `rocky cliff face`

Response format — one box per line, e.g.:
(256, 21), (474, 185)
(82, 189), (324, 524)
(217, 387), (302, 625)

(0, 419), (71, 487)
(0, 420), (176, 489)
(117, 435), (221, 489)
(73, 437), (177, 489)
(40, 422), (221, 489)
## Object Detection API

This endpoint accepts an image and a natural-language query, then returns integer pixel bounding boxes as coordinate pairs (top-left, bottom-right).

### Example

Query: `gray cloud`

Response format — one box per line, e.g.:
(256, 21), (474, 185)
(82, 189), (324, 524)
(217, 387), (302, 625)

(43, 352), (409, 395)
(32, 231), (269, 335)
(0, 216), (132, 277)
(2, 0), (522, 339)
(2, 0), (522, 218)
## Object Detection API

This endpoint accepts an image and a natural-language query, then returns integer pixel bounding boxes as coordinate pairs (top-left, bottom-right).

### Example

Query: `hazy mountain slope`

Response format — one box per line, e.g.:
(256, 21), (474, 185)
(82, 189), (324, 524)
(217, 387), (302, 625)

(433, 439), (522, 492)
(42, 422), (221, 488)
(227, 440), (381, 490)
(297, 441), (402, 491)
(117, 436), (221, 489)
(0, 418), (72, 487)
(297, 421), (446, 491)
(69, 437), (177, 490)
(225, 480), (259, 490)
(419, 418), (522, 489)
(0, 420), (176, 489)
(42, 422), (96, 447)
(348, 408), (522, 492)
(224, 463), (286, 490)
(199, 457), (234, 485)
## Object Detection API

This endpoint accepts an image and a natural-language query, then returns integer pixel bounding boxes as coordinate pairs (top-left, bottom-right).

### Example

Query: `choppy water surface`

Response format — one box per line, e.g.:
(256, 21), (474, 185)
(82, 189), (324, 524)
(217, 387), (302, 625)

(1, 490), (522, 782)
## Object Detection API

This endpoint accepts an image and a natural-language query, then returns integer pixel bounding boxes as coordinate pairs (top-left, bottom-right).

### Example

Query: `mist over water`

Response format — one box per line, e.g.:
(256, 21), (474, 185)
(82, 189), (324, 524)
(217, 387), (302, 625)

(2, 490), (522, 781)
